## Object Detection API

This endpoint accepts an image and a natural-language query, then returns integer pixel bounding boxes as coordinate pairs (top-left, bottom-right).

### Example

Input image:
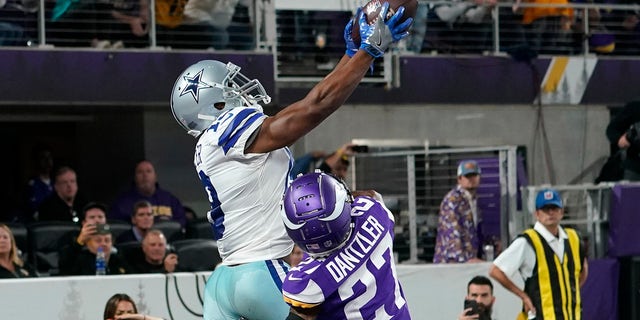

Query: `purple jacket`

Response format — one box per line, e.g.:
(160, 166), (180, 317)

(109, 184), (186, 227)
(433, 185), (480, 263)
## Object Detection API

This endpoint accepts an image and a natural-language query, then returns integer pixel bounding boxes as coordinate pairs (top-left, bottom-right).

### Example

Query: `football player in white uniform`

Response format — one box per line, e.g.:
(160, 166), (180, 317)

(170, 3), (413, 319)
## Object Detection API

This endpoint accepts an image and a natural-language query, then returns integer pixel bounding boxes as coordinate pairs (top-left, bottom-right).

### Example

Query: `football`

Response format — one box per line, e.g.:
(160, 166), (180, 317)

(351, 0), (418, 46)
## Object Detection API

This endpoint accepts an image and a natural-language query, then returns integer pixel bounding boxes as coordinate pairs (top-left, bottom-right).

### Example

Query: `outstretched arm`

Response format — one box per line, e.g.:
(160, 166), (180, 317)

(247, 4), (412, 153)
(247, 50), (372, 154)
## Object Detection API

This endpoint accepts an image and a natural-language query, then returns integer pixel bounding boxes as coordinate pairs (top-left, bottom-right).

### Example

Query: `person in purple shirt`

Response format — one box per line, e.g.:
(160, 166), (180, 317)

(110, 160), (186, 227)
(280, 171), (410, 320)
(433, 159), (483, 263)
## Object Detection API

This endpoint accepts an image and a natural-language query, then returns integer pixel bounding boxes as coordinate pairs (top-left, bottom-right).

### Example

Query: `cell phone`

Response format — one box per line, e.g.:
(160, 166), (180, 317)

(464, 299), (479, 316)
(351, 145), (369, 153)
(95, 223), (110, 234)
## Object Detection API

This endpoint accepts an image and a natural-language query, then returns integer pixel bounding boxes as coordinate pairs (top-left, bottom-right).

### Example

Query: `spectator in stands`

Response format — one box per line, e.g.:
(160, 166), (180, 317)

(490, 188), (588, 320)
(0, 0), (33, 46)
(103, 293), (164, 320)
(128, 229), (178, 274)
(434, 160), (483, 263)
(513, 0), (575, 54)
(290, 142), (361, 180)
(0, 223), (35, 278)
(93, 0), (148, 48)
(606, 99), (640, 181)
(47, 0), (101, 47)
(62, 226), (130, 276)
(405, 1), (429, 53)
(21, 144), (54, 223)
(458, 275), (495, 320)
(153, 0), (225, 49)
(38, 166), (89, 223)
(116, 200), (154, 244)
(59, 202), (130, 275)
(430, 0), (497, 53)
(182, 0), (238, 50)
(110, 160), (186, 227)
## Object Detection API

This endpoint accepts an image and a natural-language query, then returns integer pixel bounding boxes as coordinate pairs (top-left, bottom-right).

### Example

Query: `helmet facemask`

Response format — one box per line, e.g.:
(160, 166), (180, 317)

(171, 60), (271, 137)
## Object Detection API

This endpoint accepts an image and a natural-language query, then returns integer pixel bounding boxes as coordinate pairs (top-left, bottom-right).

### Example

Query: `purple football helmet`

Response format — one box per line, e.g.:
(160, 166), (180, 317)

(281, 172), (353, 257)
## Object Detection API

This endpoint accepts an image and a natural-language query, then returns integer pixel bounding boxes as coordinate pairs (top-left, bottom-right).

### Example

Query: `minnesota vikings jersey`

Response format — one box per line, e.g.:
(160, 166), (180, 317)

(195, 106), (294, 265)
(282, 196), (411, 319)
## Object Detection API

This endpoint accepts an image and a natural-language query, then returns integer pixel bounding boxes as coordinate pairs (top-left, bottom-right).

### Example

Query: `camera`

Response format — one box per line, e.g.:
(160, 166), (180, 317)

(627, 122), (640, 148)
(350, 145), (369, 153)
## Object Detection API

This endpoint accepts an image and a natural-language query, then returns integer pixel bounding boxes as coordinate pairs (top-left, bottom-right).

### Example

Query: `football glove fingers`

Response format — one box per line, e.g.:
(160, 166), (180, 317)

(388, 6), (414, 42)
(359, 2), (410, 58)
(344, 7), (361, 58)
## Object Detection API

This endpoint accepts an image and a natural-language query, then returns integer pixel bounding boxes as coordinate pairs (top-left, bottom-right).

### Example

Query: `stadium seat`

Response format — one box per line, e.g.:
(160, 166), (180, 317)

(107, 220), (132, 241)
(153, 220), (184, 242)
(5, 222), (28, 260)
(171, 239), (221, 272)
(116, 241), (142, 262)
(185, 217), (214, 240)
(27, 221), (80, 275)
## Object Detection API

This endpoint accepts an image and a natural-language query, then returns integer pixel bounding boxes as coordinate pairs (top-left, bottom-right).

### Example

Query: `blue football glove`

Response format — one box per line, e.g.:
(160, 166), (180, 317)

(344, 7), (361, 58)
(359, 2), (414, 58)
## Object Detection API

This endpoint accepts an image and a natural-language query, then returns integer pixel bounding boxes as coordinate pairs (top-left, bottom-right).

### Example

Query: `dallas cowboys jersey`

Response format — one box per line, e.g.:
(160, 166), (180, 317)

(282, 196), (411, 319)
(195, 106), (294, 265)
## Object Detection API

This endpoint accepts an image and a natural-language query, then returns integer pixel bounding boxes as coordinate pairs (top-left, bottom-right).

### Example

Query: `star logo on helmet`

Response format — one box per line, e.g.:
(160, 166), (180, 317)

(179, 69), (213, 103)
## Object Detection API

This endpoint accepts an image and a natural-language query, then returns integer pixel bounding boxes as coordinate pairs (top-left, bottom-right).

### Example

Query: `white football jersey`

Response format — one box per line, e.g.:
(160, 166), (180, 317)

(195, 106), (294, 265)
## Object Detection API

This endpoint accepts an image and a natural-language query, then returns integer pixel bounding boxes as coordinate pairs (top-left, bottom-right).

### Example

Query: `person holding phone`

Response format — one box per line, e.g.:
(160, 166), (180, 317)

(458, 275), (495, 320)
(128, 229), (179, 274)
(291, 142), (368, 180)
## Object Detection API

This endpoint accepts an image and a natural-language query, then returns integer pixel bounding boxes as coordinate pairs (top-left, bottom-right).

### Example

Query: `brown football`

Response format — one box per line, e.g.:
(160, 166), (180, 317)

(351, 0), (418, 47)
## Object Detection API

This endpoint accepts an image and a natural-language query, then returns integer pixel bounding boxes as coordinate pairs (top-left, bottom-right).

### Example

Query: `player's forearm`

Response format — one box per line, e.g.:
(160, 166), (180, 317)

(489, 264), (527, 300)
(304, 51), (372, 117)
(258, 51), (372, 149)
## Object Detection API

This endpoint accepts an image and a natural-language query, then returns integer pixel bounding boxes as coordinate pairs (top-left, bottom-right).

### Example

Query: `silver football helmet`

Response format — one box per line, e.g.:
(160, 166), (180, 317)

(170, 60), (271, 137)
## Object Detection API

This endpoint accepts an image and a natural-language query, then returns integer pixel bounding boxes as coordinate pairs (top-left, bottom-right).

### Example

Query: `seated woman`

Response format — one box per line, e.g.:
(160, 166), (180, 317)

(0, 223), (35, 278)
(103, 293), (164, 320)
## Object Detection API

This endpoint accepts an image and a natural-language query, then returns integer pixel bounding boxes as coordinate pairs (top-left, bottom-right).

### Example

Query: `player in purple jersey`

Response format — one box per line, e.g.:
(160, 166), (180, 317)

(280, 171), (411, 320)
